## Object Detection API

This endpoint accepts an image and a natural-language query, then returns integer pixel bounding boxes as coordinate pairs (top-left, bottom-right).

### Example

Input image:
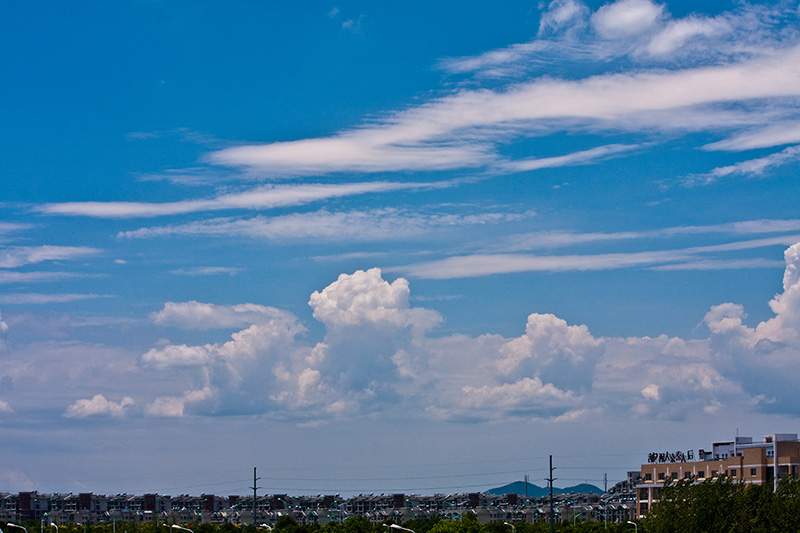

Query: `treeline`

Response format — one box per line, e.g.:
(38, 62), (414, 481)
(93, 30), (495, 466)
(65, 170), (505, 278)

(4, 514), (634, 533)
(645, 476), (800, 533)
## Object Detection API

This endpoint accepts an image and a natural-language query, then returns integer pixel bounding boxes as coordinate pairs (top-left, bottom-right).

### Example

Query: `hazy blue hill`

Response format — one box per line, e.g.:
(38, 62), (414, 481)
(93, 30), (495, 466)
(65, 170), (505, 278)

(485, 481), (603, 497)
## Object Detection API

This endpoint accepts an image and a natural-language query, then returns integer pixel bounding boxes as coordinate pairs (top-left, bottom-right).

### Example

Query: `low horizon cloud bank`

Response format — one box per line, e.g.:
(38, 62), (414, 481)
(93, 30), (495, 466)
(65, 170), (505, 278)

(6, 242), (792, 425)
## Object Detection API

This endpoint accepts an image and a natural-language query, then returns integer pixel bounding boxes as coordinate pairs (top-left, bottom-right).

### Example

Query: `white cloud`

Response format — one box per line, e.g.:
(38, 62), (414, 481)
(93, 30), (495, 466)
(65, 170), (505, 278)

(64, 395), (134, 419)
(169, 266), (241, 276)
(20, 242), (793, 423)
(496, 313), (602, 392)
(0, 293), (111, 305)
(119, 208), (533, 242)
(0, 246), (100, 268)
(538, 0), (589, 36)
(459, 377), (582, 414)
(395, 249), (694, 279)
(0, 271), (83, 284)
(396, 236), (800, 279)
(688, 145), (800, 184)
(145, 387), (214, 418)
(703, 242), (800, 413)
(591, 0), (664, 39)
(645, 15), (730, 57)
(38, 181), (447, 219)
(150, 301), (298, 330)
(705, 122), (800, 151)
(309, 268), (441, 334)
(0, 399), (13, 413)
(500, 143), (642, 172)
(206, 45), (800, 177)
(140, 343), (214, 369)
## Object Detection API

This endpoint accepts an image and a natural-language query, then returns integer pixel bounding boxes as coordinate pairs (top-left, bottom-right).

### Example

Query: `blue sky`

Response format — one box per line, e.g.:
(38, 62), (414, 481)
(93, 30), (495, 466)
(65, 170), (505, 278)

(2, 0), (800, 496)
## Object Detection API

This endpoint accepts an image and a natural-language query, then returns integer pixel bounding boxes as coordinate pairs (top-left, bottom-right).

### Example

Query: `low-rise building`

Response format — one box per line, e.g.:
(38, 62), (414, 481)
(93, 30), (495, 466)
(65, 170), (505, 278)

(636, 432), (800, 518)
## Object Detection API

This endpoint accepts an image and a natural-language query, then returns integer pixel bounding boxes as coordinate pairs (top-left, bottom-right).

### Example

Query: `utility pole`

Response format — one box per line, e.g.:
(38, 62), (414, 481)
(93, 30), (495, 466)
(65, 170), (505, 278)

(604, 473), (608, 530)
(524, 474), (529, 498)
(546, 456), (556, 533)
(251, 467), (260, 526)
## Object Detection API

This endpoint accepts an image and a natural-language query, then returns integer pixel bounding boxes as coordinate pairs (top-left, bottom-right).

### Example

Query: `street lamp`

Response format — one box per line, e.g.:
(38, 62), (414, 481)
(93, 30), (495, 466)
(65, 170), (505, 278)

(573, 513), (583, 527)
(8, 524), (28, 533)
(388, 525), (415, 533)
(627, 521), (638, 533)
(50, 524), (59, 533)
(503, 522), (515, 533)
(169, 526), (194, 533)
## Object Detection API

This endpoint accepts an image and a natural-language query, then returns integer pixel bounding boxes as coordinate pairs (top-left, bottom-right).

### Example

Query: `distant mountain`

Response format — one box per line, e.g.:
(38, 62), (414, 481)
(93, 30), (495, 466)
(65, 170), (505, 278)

(485, 481), (604, 497)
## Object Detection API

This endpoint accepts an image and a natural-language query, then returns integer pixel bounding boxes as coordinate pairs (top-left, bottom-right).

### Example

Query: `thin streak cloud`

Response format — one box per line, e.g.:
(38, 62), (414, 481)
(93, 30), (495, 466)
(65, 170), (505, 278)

(36, 181), (453, 219)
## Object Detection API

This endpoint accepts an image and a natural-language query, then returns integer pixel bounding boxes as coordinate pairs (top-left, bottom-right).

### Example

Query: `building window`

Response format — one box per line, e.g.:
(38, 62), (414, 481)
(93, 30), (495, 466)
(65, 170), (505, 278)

(698, 472), (705, 478)
(658, 473), (665, 480)
(684, 472), (692, 479)
(712, 470), (718, 477)
(730, 469), (737, 477)
(645, 473), (652, 481)
(751, 468), (757, 476)
(671, 473), (678, 479)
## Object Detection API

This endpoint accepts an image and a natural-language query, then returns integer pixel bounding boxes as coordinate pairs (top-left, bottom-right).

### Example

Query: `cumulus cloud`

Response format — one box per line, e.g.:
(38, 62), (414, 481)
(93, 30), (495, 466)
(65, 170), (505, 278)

(496, 313), (602, 392)
(0, 399), (13, 413)
(127, 243), (800, 422)
(141, 302), (309, 416)
(309, 268), (441, 333)
(704, 242), (800, 413)
(591, 0), (664, 39)
(64, 395), (134, 419)
(302, 269), (443, 409)
(145, 387), (214, 418)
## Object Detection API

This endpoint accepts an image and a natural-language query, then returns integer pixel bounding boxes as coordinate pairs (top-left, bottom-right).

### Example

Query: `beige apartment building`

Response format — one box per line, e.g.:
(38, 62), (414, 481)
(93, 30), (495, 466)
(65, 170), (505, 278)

(636, 433), (800, 518)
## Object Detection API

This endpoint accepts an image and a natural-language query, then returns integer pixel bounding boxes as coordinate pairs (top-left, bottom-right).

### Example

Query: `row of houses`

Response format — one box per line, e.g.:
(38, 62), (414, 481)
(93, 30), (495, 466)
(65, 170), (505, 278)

(11, 430), (792, 528)
(0, 490), (636, 527)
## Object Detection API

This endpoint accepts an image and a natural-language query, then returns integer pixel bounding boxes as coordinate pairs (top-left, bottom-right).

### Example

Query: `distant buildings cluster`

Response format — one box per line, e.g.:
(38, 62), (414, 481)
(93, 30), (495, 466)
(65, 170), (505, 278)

(7, 432), (794, 529)
(0, 485), (638, 527)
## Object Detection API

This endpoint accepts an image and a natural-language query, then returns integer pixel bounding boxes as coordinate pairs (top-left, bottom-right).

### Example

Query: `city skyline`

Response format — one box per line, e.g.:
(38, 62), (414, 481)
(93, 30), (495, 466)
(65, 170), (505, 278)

(2, 0), (800, 497)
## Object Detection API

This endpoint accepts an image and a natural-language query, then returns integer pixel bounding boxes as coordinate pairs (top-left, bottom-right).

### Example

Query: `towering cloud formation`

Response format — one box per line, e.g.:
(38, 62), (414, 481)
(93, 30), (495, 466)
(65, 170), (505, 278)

(129, 244), (800, 422)
(705, 243), (800, 413)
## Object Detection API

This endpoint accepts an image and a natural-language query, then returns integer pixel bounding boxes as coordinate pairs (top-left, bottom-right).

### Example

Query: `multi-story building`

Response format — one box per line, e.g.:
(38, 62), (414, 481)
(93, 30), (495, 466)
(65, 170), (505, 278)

(636, 433), (800, 518)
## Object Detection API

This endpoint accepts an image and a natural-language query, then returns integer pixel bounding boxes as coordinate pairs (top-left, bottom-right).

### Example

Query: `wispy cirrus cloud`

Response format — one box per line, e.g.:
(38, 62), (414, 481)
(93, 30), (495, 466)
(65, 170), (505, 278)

(0, 246), (100, 268)
(487, 219), (800, 253)
(118, 208), (534, 241)
(169, 266), (242, 277)
(442, 0), (794, 76)
(36, 181), (454, 219)
(395, 235), (800, 279)
(207, 44), (800, 179)
(685, 145), (800, 185)
(0, 271), (85, 285)
(0, 293), (112, 305)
